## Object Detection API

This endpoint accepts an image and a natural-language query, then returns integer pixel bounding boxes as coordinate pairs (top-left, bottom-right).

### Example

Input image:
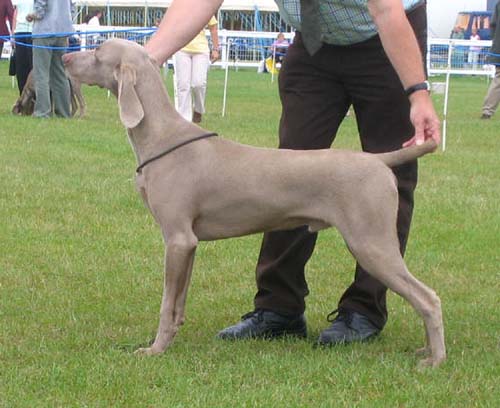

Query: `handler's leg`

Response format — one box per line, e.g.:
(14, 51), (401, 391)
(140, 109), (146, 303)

(50, 37), (72, 118)
(191, 52), (210, 122)
(14, 33), (33, 94)
(482, 66), (500, 118)
(217, 33), (350, 340)
(32, 38), (53, 118)
(320, 4), (426, 343)
(173, 51), (194, 121)
(331, 47), (416, 332)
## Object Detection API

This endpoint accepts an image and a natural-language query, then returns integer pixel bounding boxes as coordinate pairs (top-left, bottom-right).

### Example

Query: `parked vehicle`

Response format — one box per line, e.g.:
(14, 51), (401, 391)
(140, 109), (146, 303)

(452, 11), (493, 40)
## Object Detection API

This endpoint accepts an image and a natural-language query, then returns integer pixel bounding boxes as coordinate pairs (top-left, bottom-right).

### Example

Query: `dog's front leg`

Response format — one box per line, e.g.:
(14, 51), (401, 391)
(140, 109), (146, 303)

(72, 80), (86, 118)
(135, 233), (198, 356)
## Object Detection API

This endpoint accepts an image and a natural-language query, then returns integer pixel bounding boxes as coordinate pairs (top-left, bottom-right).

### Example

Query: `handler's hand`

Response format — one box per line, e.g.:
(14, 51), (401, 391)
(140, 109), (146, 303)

(403, 91), (441, 147)
(210, 49), (220, 63)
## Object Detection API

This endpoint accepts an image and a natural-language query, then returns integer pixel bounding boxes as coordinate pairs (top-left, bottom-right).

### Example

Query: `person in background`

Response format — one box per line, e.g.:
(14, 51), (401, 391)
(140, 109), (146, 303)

(27, 0), (74, 118)
(146, 0), (440, 346)
(0, 0), (14, 57)
(173, 15), (219, 123)
(270, 32), (289, 63)
(481, 0), (500, 119)
(87, 9), (102, 26)
(11, 0), (32, 93)
(468, 27), (481, 71)
(86, 10), (102, 46)
(450, 25), (465, 39)
(450, 25), (466, 68)
(272, 32), (289, 53)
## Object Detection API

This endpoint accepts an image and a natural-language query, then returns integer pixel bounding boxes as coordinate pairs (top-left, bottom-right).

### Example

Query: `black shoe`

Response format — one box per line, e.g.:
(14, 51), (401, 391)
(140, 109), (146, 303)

(480, 113), (491, 119)
(192, 111), (202, 123)
(217, 310), (307, 340)
(317, 309), (380, 345)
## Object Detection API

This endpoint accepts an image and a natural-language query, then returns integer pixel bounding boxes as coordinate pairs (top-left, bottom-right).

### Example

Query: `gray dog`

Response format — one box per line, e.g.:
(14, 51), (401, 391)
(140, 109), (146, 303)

(62, 39), (445, 368)
(12, 70), (86, 117)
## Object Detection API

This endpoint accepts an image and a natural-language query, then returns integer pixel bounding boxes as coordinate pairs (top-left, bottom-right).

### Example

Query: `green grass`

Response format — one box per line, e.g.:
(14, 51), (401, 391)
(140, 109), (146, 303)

(0, 62), (499, 407)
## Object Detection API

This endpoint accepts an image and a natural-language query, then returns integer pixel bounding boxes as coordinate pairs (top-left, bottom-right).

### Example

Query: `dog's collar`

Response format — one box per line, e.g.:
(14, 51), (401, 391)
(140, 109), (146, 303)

(136, 132), (218, 173)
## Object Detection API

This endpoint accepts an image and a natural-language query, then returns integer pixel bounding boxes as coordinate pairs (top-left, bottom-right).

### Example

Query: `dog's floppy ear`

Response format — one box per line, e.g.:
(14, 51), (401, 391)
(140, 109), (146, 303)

(12, 101), (21, 115)
(114, 63), (144, 128)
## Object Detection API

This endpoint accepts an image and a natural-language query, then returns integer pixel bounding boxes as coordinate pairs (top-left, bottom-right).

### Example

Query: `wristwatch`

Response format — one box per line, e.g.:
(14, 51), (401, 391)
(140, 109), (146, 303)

(405, 80), (430, 97)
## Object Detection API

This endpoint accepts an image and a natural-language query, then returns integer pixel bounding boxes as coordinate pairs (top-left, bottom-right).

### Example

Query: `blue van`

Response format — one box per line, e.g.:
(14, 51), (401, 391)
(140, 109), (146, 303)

(453, 11), (493, 40)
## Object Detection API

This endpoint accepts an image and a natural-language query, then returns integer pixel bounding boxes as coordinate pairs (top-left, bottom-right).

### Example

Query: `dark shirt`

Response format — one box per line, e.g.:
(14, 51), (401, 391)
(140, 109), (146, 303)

(0, 0), (14, 42)
(490, 1), (500, 63)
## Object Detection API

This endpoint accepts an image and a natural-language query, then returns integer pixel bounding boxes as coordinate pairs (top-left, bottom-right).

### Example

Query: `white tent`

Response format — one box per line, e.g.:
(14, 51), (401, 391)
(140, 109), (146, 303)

(75, 1), (493, 38)
(74, 0), (278, 11)
(74, 1), (279, 28)
(428, 0), (489, 38)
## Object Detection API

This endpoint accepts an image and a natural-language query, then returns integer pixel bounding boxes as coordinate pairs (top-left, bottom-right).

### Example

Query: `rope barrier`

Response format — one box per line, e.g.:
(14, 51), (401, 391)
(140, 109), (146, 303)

(0, 27), (158, 50)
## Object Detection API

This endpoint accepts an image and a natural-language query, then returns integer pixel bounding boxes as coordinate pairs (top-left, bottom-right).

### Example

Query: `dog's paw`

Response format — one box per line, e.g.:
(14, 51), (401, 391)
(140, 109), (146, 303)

(11, 104), (21, 115)
(417, 355), (445, 369)
(415, 346), (431, 357)
(134, 346), (159, 356)
(134, 340), (169, 356)
(417, 357), (434, 369)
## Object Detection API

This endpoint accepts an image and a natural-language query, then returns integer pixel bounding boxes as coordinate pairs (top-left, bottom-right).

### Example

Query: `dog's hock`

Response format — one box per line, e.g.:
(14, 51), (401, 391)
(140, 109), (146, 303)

(115, 64), (144, 128)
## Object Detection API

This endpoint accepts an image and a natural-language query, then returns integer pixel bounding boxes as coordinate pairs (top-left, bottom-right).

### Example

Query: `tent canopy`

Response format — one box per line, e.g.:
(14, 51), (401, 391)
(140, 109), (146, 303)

(74, 0), (279, 12)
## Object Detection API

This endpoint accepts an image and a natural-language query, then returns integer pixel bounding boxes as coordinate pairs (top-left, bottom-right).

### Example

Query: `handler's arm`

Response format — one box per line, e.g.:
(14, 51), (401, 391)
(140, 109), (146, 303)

(11, 7), (17, 35)
(145, 0), (223, 65)
(209, 21), (220, 62)
(368, 0), (440, 146)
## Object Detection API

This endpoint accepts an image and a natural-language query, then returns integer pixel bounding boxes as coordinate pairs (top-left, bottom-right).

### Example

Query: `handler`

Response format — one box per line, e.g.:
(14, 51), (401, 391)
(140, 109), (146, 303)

(145, 0), (440, 345)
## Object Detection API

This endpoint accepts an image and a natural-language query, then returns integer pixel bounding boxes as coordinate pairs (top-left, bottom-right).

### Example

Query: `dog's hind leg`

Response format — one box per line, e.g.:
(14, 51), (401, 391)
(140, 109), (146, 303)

(135, 230), (198, 356)
(391, 265), (445, 368)
(335, 187), (445, 368)
(345, 234), (446, 367)
(416, 322), (432, 357)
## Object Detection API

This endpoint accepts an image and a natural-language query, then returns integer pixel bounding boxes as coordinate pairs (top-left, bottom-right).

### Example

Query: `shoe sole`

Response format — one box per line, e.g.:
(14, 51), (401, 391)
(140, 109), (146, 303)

(218, 327), (307, 340)
(265, 327), (308, 340)
(316, 331), (380, 347)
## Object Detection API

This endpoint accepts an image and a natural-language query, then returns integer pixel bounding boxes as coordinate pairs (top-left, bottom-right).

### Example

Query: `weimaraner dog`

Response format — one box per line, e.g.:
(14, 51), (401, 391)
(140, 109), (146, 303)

(12, 70), (86, 117)
(62, 39), (445, 368)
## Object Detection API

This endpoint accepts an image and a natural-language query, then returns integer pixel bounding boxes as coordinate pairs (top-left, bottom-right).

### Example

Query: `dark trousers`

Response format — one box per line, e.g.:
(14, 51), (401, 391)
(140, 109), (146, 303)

(253, 5), (427, 329)
(13, 33), (33, 94)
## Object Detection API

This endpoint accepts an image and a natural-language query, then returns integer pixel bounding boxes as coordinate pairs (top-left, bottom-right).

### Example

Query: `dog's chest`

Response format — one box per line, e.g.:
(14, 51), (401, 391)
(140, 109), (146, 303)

(135, 173), (149, 207)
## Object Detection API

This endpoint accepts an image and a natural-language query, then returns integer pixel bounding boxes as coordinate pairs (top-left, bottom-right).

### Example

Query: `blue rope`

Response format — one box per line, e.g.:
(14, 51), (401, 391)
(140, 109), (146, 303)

(1, 27), (157, 50)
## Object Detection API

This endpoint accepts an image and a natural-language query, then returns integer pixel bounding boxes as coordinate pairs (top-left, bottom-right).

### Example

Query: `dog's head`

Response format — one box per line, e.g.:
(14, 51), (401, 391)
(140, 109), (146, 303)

(63, 39), (158, 128)
(12, 90), (35, 116)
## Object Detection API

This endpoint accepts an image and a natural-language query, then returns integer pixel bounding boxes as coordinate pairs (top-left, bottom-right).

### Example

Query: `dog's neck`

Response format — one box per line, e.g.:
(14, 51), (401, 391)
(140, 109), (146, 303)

(125, 67), (207, 167)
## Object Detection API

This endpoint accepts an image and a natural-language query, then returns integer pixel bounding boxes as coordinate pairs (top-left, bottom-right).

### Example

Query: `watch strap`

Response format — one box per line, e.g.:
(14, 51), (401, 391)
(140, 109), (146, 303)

(405, 81), (430, 97)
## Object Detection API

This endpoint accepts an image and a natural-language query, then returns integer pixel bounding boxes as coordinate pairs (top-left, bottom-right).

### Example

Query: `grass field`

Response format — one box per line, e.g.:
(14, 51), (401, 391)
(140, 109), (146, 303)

(0, 61), (499, 407)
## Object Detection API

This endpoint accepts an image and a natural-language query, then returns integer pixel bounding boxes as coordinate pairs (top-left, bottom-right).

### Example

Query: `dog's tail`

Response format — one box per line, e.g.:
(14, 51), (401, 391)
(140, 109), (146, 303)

(375, 139), (438, 167)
